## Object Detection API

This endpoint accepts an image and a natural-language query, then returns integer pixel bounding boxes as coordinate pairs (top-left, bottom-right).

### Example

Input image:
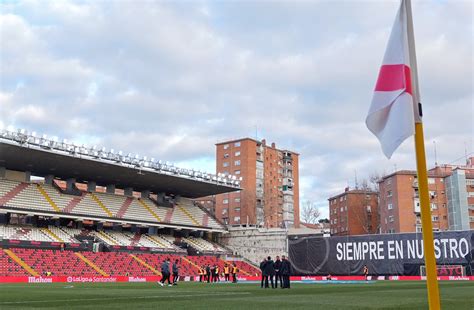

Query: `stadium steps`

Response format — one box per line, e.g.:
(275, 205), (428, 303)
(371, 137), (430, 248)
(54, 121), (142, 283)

(3, 249), (39, 276)
(89, 193), (114, 217)
(97, 231), (120, 245)
(41, 227), (64, 242)
(129, 254), (162, 275)
(137, 199), (162, 222)
(63, 195), (83, 213)
(35, 184), (61, 212)
(74, 252), (109, 276)
(144, 235), (168, 248)
(180, 256), (201, 273)
(0, 182), (29, 206)
(176, 205), (200, 226)
(116, 197), (133, 218)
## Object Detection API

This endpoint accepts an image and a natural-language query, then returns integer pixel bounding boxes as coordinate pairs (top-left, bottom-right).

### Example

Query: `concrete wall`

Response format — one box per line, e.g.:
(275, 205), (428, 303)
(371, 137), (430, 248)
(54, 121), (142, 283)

(218, 227), (288, 265)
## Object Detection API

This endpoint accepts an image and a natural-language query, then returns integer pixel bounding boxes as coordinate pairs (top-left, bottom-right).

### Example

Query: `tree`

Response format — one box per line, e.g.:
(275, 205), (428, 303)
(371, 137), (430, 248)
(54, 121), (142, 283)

(301, 201), (321, 224)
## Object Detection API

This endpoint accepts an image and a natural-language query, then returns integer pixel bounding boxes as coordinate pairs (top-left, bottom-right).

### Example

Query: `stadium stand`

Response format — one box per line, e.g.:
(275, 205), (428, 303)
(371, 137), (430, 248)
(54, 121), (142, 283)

(0, 131), (263, 281)
(183, 236), (228, 254)
(10, 248), (101, 276)
(0, 179), (224, 231)
(1, 249), (31, 276)
(0, 225), (56, 242)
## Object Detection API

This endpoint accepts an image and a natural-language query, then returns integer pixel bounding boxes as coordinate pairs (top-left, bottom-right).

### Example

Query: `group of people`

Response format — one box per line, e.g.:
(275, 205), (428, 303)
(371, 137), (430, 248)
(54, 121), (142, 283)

(158, 258), (180, 286)
(198, 263), (239, 283)
(259, 255), (292, 289)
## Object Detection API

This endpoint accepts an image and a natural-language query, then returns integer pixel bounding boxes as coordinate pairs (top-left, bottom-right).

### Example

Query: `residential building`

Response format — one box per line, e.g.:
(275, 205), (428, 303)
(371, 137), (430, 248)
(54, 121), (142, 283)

(213, 138), (300, 228)
(378, 157), (474, 233)
(328, 188), (379, 236)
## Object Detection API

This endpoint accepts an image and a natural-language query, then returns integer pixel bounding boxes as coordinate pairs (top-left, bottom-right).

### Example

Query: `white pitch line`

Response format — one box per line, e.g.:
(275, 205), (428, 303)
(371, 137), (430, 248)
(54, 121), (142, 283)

(0, 292), (251, 305)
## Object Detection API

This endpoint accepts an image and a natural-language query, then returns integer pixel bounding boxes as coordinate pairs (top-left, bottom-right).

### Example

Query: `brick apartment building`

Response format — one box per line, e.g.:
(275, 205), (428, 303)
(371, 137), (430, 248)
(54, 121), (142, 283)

(378, 157), (474, 233)
(328, 188), (379, 236)
(197, 138), (299, 228)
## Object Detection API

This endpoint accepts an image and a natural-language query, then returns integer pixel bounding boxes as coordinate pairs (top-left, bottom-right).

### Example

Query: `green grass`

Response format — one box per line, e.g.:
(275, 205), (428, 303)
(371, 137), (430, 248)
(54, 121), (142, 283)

(0, 281), (473, 309)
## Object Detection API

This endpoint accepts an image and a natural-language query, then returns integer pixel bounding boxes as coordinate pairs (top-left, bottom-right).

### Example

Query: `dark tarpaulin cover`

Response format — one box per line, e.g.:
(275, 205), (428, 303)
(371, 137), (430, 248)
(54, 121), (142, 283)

(288, 230), (473, 276)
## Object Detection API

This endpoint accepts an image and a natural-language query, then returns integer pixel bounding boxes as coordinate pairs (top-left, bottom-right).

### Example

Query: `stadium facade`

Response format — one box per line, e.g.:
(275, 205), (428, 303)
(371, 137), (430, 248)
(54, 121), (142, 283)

(0, 129), (261, 281)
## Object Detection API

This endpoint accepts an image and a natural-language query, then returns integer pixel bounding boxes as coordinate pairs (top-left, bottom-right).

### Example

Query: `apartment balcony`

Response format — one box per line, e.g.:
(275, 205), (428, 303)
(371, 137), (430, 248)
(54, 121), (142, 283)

(414, 199), (420, 214)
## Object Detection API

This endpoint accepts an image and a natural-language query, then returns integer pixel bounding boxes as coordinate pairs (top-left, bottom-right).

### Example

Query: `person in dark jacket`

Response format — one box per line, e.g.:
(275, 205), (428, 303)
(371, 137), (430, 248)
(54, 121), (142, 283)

(206, 265), (211, 283)
(280, 255), (291, 289)
(263, 256), (275, 289)
(259, 257), (267, 288)
(159, 258), (172, 286)
(172, 259), (179, 285)
(273, 256), (282, 288)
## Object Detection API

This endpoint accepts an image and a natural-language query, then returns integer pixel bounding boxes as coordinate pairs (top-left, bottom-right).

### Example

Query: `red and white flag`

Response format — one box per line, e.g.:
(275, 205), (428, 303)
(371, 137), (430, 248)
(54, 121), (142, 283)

(366, 0), (419, 159)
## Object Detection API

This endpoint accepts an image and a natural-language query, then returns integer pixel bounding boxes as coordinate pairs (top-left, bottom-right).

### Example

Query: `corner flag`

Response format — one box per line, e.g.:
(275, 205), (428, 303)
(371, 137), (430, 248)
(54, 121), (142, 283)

(366, 1), (441, 309)
(366, 0), (417, 159)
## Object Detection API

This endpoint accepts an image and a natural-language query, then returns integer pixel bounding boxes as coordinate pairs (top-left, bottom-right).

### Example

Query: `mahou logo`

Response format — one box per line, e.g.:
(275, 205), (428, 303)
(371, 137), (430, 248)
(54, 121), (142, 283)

(28, 277), (52, 283)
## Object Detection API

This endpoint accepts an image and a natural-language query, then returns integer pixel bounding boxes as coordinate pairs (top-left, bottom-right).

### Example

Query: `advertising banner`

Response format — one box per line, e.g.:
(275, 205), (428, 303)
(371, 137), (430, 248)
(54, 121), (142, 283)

(289, 230), (474, 276)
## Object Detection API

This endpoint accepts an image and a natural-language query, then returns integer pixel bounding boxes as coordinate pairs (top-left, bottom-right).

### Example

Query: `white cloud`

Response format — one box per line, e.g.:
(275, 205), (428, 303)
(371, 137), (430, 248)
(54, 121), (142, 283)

(0, 0), (472, 221)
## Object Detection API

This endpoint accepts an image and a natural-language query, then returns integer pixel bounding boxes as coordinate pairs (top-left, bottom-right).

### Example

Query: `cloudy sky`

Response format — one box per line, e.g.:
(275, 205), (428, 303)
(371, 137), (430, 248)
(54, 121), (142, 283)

(1, 0), (472, 219)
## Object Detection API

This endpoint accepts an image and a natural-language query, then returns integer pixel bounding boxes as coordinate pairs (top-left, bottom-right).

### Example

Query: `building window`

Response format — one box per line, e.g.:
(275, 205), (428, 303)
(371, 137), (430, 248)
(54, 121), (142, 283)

(234, 216), (240, 222)
(340, 207), (344, 212)
(235, 170), (241, 175)
(234, 160), (241, 166)
(223, 144), (229, 150)
(223, 199), (229, 204)
(387, 190), (392, 197)
(430, 203), (437, 210)
(234, 142), (241, 147)
(234, 207), (240, 212)
(388, 203), (393, 210)
(235, 151), (241, 156)
(428, 178), (435, 184)
(340, 197), (343, 202)
(224, 153), (229, 158)
(388, 215), (394, 222)
(223, 162), (229, 167)
(235, 198), (240, 203)
(387, 178), (392, 185)
(222, 208), (228, 215)
(432, 215), (439, 222)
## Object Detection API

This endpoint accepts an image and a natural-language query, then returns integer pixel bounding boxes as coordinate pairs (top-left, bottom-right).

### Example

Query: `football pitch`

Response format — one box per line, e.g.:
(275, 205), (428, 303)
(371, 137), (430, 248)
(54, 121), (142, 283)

(0, 281), (473, 309)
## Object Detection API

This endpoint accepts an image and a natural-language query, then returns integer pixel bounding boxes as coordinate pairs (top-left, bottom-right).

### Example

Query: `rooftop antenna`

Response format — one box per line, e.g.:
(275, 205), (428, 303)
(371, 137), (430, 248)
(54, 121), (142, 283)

(465, 141), (469, 166)
(354, 170), (359, 189)
(433, 140), (438, 167)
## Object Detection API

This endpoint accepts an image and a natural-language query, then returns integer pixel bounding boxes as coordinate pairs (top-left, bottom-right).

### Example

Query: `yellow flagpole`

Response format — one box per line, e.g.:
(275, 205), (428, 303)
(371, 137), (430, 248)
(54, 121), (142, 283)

(406, 0), (440, 308)
(414, 123), (441, 310)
